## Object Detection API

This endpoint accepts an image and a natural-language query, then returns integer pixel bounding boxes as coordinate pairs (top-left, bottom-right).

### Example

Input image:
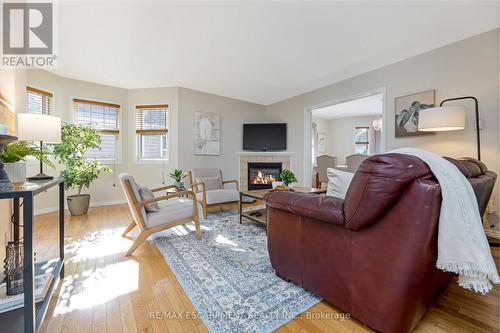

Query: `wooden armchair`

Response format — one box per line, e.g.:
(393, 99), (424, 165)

(119, 173), (201, 256)
(188, 168), (240, 218)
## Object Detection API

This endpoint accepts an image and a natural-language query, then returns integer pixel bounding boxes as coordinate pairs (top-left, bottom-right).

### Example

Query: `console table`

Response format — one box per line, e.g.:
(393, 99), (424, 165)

(0, 178), (65, 333)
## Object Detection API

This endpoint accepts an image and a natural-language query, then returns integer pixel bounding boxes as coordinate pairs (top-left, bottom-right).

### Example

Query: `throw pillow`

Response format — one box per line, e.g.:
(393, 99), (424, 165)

(196, 176), (222, 191)
(326, 168), (354, 199)
(138, 185), (160, 212)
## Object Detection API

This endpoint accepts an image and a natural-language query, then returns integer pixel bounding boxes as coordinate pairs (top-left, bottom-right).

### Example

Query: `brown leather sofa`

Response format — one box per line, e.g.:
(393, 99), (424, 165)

(263, 154), (497, 333)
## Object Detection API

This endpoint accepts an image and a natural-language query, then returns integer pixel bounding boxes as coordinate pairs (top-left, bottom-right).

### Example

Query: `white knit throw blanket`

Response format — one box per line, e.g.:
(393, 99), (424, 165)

(391, 148), (499, 294)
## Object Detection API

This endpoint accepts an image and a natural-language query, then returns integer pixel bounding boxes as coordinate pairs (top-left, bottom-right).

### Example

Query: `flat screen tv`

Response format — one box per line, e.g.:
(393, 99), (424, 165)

(243, 123), (287, 151)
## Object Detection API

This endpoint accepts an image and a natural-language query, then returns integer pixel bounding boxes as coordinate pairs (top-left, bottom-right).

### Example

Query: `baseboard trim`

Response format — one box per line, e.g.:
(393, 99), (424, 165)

(35, 199), (127, 216)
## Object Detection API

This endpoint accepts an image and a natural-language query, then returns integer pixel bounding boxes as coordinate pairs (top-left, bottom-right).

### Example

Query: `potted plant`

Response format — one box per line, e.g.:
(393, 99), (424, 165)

(53, 124), (111, 216)
(0, 140), (53, 185)
(169, 168), (187, 189)
(279, 169), (297, 189)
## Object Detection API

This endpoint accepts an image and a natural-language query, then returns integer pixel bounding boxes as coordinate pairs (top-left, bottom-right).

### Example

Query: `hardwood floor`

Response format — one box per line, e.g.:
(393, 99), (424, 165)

(33, 204), (499, 333)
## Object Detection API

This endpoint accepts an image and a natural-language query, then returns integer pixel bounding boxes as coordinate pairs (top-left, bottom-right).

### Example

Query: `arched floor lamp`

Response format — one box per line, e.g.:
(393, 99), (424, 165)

(418, 96), (499, 247)
(418, 96), (479, 160)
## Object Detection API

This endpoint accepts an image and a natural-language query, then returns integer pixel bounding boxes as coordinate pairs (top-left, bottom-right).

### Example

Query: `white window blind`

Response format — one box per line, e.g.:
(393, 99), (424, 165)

(26, 87), (53, 115)
(72, 98), (120, 160)
(354, 127), (369, 155)
(135, 104), (168, 160)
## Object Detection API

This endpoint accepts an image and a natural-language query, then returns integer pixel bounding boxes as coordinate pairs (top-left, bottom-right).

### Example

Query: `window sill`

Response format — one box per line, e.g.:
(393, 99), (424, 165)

(135, 159), (169, 165)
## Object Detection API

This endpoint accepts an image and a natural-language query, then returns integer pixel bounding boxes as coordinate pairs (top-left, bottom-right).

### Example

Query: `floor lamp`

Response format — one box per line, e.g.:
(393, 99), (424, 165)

(418, 96), (479, 160)
(418, 96), (499, 247)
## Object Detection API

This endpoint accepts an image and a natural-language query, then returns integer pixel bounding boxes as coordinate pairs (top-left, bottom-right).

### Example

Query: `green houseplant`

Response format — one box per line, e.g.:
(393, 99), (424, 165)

(279, 169), (297, 188)
(0, 140), (53, 184)
(169, 168), (187, 189)
(53, 123), (111, 216)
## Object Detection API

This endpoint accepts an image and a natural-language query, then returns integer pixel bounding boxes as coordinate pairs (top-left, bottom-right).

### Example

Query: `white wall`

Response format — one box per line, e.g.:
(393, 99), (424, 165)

(126, 87), (179, 188)
(177, 88), (267, 182)
(267, 29), (500, 211)
(24, 73), (266, 213)
(312, 116), (329, 158)
(27, 70), (129, 212)
(327, 115), (379, 164)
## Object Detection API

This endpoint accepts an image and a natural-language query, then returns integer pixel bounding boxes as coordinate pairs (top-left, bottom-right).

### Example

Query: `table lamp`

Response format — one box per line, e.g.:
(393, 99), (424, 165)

(418, 96), (479, 160)
(17, 113), (61, 181)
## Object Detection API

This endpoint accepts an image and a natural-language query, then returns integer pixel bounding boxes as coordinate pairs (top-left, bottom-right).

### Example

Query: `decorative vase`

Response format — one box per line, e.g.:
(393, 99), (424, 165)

(67, 194), (91, 216)
(174, 181), (185, 190)
(3, 162), (26, 185)
(3, 241), (24, 295)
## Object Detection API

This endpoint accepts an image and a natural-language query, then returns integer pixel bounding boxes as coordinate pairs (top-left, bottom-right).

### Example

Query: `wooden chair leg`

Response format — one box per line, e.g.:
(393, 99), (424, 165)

(202, 201), (208, 219)
(126, 231), (150, 256)
(194, 215), (201, 240)
(122, 220), (136, 236)
(219, 205), (224, 212)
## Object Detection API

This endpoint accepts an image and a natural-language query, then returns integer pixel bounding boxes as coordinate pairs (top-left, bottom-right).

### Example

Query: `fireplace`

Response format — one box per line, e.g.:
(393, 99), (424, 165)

(247, 162), (282, 190)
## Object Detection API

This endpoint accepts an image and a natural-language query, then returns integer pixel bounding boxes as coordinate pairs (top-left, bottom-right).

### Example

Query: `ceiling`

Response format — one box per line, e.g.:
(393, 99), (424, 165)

(50, 1), (499, 105)
(311, 93), (383, 120)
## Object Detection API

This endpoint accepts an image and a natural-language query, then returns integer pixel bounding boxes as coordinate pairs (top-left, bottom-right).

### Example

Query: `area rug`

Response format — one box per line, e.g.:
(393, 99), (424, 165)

(151, 207), (321, 333)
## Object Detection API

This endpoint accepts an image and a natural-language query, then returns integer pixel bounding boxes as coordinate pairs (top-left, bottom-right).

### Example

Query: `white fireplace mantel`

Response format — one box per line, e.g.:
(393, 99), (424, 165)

(235, 151), (295, 156)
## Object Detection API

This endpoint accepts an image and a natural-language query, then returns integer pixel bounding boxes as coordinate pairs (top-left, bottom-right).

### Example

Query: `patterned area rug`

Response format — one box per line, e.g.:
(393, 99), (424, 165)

(152, 207), (321, 333)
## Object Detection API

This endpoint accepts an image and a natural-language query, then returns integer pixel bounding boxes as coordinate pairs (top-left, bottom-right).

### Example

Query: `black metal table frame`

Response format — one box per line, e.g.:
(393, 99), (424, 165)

(0, 179), (65, 333)
(239, 191), (268, 225)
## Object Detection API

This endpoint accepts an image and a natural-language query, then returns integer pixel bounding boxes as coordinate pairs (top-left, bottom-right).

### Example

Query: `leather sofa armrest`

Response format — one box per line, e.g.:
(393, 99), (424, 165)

(263, 191), (344, 225)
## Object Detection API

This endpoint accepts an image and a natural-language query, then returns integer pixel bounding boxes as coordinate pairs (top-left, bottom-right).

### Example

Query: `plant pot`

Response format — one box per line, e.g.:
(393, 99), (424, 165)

(272, 181), (283, 189)
(174, 181), (185, 190)
(3, 162), (26, 185)
(67, 194), (90, 216)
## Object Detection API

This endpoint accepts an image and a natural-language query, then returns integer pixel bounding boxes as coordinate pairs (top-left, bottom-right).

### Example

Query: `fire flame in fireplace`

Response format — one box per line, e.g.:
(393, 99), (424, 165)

(251, 170), (277, 184)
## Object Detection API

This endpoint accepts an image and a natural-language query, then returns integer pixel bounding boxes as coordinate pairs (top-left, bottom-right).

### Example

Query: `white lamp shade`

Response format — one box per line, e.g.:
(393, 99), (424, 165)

(17, 113), (62, 143)
(418, 106), (466, 132)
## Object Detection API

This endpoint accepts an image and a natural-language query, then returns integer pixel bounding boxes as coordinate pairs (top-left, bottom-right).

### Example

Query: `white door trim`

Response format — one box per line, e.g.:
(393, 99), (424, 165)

(303, 87), (387, 187)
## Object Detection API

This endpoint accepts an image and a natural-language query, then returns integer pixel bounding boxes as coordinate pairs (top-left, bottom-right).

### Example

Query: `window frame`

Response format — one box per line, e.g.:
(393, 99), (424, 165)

(354, 126), (370, 156)
(70, 96), (122, 164)
(26, 86), (54, 115)
(135, 103), (169, 163)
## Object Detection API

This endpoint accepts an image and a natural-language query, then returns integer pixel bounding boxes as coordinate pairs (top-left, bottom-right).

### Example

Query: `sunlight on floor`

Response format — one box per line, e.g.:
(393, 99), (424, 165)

(54, 260), (139, 315)
(215, 234), (238, 247)
(66, 227), (133, 262)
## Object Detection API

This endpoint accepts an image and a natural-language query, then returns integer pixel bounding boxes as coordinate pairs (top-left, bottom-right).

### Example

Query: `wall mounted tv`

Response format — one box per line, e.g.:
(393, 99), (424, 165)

(243, 123), (287, 151)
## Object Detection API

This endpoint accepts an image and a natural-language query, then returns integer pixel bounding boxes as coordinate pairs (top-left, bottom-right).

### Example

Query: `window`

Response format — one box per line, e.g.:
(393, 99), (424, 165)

(26, 86), (53, 115)
(72, 98), (120, 160)
(354, 127), (369, 155)
(135, 104), (168, 160)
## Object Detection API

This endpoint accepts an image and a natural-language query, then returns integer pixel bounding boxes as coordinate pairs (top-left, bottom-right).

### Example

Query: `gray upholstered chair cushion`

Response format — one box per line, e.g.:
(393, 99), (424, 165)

(191, 168), (223, 191)
(138, 185), (160, 212)
(345, 154), (369, 173)
(196, 176), (222, 191)
(196, 189), (239, 205)
(316, 155), (337, 184)
(146, 198), (196, 228)
(119, 173), (148, 224)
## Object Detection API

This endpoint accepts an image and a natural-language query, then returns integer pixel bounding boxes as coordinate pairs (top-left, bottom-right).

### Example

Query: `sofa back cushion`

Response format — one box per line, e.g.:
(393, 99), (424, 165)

(343, 154), (433, 230)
